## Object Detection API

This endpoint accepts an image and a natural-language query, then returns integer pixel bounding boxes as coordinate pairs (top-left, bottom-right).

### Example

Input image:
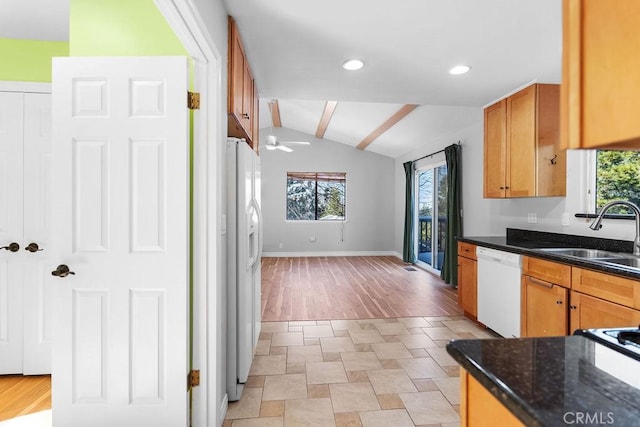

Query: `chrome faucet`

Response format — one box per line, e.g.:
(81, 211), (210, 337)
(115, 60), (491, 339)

(589, 200), (640, 256)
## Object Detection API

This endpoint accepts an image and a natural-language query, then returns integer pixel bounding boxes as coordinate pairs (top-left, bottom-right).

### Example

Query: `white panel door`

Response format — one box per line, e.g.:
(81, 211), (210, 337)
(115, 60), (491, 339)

(52, 57), (189, 426)
(0, 92), (24, 375)
(22, 92), (53, 374)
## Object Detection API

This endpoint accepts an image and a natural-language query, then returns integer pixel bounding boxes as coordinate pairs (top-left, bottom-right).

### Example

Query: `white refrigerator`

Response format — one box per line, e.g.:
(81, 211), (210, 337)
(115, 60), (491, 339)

(226, 137), (263, 401)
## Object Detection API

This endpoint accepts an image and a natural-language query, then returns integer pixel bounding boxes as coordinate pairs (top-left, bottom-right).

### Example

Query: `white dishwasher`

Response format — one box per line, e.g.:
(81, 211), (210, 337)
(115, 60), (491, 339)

(476, 247), (522, 338)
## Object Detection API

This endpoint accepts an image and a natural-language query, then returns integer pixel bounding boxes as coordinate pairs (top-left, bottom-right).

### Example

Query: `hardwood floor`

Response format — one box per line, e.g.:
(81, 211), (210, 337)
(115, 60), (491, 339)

(0, 375), (51, 421)
(261, 256), (462, 321)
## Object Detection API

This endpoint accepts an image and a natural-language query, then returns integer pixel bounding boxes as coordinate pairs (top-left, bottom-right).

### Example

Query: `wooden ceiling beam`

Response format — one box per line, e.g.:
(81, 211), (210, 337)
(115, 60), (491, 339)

(356, 104), (419, 150)
(315, 101), (338, 138)
(269, 99), (282, 127)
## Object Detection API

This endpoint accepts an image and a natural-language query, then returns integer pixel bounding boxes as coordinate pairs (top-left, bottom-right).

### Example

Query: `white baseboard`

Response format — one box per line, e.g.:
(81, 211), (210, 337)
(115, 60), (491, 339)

(220, 393), (228, 426)
(262, 251), (396, 257)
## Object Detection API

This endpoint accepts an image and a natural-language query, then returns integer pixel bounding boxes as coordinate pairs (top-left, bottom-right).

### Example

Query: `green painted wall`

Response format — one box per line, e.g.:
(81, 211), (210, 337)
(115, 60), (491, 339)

(0, 39), (69, 82)
(70, 0), (187, 56)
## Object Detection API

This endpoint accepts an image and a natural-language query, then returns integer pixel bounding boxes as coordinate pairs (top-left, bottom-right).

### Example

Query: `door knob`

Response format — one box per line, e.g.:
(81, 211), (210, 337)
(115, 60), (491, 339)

(52, 264), (75, 278)
(25, 243), (43, 253)
(1, 242), (20, 252)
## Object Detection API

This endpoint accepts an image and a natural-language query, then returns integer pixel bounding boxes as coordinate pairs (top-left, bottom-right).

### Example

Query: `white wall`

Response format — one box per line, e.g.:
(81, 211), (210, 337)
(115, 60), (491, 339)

(393, 114), (640, 254)
(261, 127), (395, 255)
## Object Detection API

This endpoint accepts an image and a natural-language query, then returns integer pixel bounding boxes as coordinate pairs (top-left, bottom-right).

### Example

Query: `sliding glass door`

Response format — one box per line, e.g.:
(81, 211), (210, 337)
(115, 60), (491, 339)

(416, 162), (448, 270)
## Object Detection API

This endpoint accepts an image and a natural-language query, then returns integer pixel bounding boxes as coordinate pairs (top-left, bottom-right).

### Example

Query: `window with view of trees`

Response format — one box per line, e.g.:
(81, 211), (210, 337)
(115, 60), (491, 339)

(286, 172), (346, 220)
(596, 150), (640, 214)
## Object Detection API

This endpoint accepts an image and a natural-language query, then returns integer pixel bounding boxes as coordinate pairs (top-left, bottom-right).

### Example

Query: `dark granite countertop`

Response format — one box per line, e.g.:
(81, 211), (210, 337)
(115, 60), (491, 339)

(446, 336), (640, 427)
(458, 228), (640, 280)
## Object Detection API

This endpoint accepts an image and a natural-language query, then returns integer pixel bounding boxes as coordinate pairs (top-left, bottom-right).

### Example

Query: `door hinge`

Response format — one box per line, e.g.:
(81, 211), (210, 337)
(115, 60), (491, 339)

(188, 369), (200, 390)
(187, 91), (201, 110)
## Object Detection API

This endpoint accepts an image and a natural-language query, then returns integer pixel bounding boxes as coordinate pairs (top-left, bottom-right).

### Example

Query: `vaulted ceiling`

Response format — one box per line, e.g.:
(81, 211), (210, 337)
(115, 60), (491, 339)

(227, 0), (562, 158)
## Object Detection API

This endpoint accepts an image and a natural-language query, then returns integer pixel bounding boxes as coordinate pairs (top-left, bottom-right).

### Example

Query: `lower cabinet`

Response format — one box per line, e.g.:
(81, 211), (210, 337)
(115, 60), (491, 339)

(460, 368), (524, 427)
(569, 291), (640, 331)
(521, 275), (569, 337)
(457, 242), (477, 318)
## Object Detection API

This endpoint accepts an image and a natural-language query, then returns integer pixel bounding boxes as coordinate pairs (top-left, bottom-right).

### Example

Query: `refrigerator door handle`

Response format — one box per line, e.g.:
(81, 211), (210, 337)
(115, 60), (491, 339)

(246, 198), (261, 271)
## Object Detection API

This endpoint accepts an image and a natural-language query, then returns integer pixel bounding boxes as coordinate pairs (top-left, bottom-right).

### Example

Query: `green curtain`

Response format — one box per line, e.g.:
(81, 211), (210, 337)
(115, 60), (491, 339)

(440, 144), (462, 286)
(402, 161), (416, 263)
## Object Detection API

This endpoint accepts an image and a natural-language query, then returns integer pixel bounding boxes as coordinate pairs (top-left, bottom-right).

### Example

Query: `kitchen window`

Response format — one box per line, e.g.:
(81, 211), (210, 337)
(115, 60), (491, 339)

(595, 150), (640, 214)
(286, 172), (346, 221)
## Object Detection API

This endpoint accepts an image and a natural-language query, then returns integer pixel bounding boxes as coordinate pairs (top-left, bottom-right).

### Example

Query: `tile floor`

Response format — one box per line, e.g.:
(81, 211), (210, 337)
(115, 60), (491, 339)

(223, 315), (497, 427)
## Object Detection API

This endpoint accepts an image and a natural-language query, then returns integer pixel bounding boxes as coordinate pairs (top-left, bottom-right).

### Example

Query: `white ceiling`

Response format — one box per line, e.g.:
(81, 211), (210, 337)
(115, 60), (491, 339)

(229, 0), (562, 158)
(1, 0), (562, 159)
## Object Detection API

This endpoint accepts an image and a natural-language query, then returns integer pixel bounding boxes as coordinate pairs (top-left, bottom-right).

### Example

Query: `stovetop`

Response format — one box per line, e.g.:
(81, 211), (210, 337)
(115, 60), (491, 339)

(575, 325), (640, 362)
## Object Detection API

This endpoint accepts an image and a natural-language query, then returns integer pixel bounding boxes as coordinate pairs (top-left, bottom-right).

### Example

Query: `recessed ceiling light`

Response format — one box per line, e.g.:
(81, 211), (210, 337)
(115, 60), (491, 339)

(449, 65), (471, 75)
(343, 59), (364, 71)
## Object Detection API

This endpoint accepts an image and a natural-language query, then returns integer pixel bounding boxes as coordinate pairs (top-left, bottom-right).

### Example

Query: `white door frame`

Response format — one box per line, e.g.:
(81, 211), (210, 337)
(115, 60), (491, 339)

(153, 1), (224, 426)
(0, 82), (51, 93)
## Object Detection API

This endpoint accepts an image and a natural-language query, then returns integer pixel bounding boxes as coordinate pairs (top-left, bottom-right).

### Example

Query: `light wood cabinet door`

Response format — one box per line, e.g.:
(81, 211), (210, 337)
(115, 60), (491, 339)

(572, 267), (640, 309)
(562, 0), (640, 149)
(521, 275), (568, 337)
(569, 291), (640, 332)
(483, 100), (507, 198)
(506, 85), (536, 197)
(461, 370), (524, 427)
(457, 255), (477, 318)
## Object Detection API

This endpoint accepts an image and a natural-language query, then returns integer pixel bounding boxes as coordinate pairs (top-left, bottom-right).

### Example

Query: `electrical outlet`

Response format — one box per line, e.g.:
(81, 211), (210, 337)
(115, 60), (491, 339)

(527, 213), (537, 224)
(279, 243), (283, 249)
(561, 212), (570, 227)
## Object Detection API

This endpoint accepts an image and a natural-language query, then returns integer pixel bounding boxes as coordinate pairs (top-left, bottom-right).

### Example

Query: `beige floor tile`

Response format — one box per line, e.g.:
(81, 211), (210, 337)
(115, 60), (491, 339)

(398, 317), (432, 328)
(289, 320), (318, 327)
(408, 327), (426, 334)
(425, 320), (444, 327)
(223, 420), (233, 427)
(334, 330), (350, 337)
(245, 375), (265, 388)
(271, 332), (304, 346)
(349, 329), (384, 344)
(287, 363), (306, 374)
(287, 345), (323, 364)
(329, 382), (381, 413)
(304, 338), (321, 345)
(421, 327), (461, 341)
(331, 320), (362, 331)
(397, 357), (448, 379)
(323, 352), (343, 362)
(360, 323), (378, 330)
(412, 379), (439, 392)
(441, 423), (462, 427)
(383, 335), (401, 343)
(443, 366), (460, 377)
(335, 412), (363, 427)
(259, 332), (273, 340)
(304, 325), (335, 338)
(398, 333), (437, 349)
(433, 377), (461, 405)
(260, 400), (285, 417)
(458, 332), (478, 339)
(358, 318), (387, 324)
(426, 348), (458, 367)
(355, 343), (372, 352)
(270, 346), (287, 356)
(380, 359), (400, 369)
(232, 418), (283, 427)
(306, 361), (348, 384)
(441, 319), (482, 333)
(367, 369), (418, 394)
(249, 355), (286, 376)
(321, 337), (356, 353)
(341, 352), (383, 372)
(399, 391), (460, 424)
(374, 322), (410, 336)
(262, 374), (308, 401)
(347, 371), (370, 383)
(307, 384), (330, 398)
(255, 340), (271, 356)
(371, 342), (413, 360)
(470, 328), (499, 339)
(423, 316), (454, 322)
(284, 398), (336, 427)
(226, 387), (263, 419)
(359, 409), (414, 427)
(409, 349), (429, 358)
(377, 393), (405, 409)
(317, 320), (331, 325)
(261, 322), (288, 333)
(288, 326), (303, 332)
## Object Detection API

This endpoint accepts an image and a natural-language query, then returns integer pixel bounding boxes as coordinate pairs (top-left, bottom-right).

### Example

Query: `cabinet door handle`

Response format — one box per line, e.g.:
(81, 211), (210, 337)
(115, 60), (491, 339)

(556, 300), (563, 305)
(569, 305), (577, 310)
(1, 242), (20, 252)
(25, 242), (43, 253)
(242, 113), (250, 119)
(527, 276), (554, 289)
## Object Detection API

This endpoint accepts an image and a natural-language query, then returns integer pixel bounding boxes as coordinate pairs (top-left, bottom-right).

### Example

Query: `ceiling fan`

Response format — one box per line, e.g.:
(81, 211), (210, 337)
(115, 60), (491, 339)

(264, 134), (310, 152)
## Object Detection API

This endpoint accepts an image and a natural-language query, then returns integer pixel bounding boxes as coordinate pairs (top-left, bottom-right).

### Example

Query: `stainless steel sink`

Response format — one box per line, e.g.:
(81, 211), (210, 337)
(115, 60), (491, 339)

(538, 248), (621, 259)
(599, 257), (640, 268)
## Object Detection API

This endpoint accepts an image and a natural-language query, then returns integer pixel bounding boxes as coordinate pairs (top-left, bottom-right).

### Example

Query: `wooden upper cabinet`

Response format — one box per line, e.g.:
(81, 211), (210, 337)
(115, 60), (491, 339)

(484, 84), (565, 198)
(228, 16), (259, 149)
(562, 0), (640, 149)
